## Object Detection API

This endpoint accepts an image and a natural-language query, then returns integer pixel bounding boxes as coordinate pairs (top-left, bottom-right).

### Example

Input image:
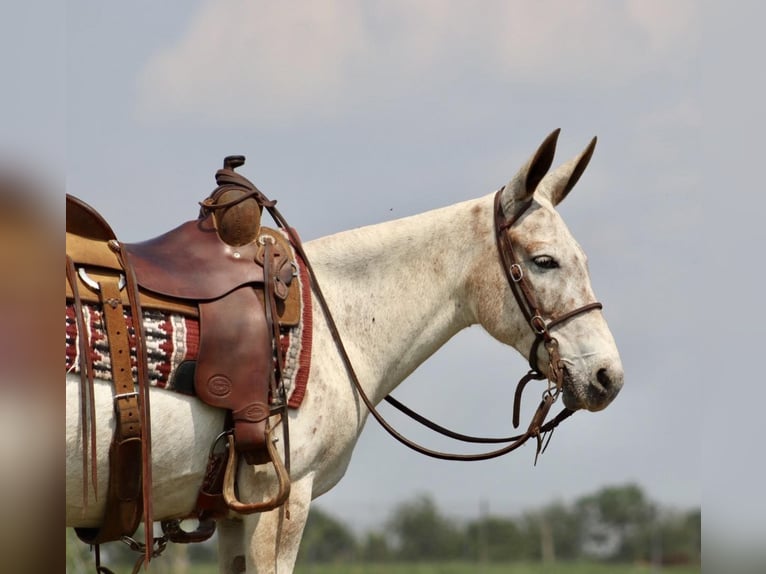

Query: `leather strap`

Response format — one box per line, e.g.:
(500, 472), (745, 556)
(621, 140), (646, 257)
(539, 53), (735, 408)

(66, 254), (98, 505)
(116, 242), (155, 562)
(261, 239), (291, 475)
(76, 280), (143, 545)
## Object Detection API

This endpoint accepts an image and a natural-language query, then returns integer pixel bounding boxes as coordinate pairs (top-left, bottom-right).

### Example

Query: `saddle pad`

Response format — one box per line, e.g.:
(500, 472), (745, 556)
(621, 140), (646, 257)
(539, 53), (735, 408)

(65, 250), (313, 409)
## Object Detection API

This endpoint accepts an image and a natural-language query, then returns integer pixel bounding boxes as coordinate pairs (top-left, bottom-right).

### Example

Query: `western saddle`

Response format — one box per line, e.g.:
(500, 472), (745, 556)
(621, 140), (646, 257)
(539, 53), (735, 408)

(66, 156), (300, 564)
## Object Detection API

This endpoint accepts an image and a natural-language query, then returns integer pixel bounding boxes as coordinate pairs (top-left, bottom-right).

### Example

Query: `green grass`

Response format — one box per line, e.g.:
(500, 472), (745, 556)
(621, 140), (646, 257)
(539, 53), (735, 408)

(186, 562), (700, 574)
(293, 564), (699, 574)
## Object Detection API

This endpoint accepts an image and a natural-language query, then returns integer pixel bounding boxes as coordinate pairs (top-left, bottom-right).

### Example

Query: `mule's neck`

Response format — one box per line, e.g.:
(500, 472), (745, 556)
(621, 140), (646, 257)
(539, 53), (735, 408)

(304, 194), (499, 405)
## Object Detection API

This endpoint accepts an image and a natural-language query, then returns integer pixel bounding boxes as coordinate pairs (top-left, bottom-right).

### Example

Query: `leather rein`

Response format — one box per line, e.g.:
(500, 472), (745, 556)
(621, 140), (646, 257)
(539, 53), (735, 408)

(277, 187), (603, 464)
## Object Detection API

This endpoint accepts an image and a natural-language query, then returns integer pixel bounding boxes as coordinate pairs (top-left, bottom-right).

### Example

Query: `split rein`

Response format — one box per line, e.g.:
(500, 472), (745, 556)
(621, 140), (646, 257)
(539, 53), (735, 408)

(273, 187), (603, 465)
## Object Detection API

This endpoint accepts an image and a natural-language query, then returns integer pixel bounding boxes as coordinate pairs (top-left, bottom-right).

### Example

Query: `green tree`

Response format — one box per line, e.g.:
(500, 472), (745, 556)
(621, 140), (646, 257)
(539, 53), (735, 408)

(296, 506), (357, 563)
(386, 494), (463, 561)
(575, 483), (656, 562)
(521, 501), (584, 563)
(359, 531), (392, 562)
(655, 508), (701, 564)
(465, 515), (531, 562)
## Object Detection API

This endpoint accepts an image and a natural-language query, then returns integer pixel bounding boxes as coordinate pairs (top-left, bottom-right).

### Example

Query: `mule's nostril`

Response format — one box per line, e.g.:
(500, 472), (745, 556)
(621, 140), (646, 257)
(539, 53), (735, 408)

(596, 368), (612, 392)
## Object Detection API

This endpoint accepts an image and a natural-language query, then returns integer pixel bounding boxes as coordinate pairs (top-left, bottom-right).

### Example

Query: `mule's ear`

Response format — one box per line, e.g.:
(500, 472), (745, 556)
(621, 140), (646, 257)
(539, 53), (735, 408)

(539, 136), (597, 206)
(500, 129), (560, 214)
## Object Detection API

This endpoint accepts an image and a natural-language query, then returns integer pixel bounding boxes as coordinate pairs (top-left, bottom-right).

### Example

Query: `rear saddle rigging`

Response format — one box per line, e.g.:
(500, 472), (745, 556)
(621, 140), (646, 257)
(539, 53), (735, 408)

(66, 156), (300, 562)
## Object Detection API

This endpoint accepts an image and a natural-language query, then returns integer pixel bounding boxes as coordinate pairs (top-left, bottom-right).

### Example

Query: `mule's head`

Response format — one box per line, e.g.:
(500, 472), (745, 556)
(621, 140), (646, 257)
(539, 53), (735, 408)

(471, 130), (623, 412)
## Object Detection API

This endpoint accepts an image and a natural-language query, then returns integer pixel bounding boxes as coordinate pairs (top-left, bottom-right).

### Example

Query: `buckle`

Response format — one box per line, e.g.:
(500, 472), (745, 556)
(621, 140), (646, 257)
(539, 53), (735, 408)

(510, 263), (523, 282)
(77, 267), (126, 292)
(530, 315), (547, 335)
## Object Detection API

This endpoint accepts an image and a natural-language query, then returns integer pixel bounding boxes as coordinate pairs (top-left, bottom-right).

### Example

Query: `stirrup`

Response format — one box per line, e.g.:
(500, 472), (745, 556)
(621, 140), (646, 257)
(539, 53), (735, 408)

(222, 422), (291, 514)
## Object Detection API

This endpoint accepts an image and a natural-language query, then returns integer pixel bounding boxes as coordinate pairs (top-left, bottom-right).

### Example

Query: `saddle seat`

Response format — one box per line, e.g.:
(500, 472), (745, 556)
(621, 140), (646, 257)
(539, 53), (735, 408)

(65, 198), (300, 324)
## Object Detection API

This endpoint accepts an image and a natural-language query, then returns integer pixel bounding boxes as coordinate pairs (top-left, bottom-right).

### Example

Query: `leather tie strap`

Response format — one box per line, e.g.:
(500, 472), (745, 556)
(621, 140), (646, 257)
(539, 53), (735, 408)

(75, 280), (143, 546)
(66, 255), (98, 505)
(114, 241), (155, 563)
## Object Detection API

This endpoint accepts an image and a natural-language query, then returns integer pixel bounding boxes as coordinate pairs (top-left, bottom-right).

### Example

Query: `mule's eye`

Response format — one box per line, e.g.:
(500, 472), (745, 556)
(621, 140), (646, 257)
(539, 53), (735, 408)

(532, 255), (559, 269)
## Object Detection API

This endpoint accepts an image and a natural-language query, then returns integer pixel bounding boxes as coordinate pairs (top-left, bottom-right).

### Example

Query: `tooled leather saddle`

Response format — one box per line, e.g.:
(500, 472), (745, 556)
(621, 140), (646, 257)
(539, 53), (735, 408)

(67, 156), (299, 558)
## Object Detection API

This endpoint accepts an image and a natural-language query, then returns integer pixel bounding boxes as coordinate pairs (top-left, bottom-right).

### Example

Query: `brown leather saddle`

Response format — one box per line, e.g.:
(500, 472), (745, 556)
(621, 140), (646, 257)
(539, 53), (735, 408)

(67, 156), (298, 553)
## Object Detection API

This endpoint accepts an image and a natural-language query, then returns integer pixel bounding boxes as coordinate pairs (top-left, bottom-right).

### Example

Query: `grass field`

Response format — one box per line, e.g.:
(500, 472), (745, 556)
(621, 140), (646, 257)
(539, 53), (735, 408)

(292, 564), (700, 574)
(182, 562), (700, 574)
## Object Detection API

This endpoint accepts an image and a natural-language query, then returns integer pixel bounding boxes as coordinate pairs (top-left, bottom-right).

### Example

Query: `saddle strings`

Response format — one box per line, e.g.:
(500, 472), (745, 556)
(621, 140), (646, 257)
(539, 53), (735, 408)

(66, 254), (98, 505)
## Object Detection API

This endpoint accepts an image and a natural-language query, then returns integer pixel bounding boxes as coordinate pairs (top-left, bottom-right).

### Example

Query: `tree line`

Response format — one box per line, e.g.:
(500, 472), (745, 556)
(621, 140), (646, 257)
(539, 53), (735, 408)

(66, 482), (700, 570)
(297, 483), (700, 565)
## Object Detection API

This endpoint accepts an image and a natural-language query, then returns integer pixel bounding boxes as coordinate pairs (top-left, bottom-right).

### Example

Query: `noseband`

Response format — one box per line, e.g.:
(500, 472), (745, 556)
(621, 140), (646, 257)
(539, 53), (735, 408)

(281, 189), (604, 463)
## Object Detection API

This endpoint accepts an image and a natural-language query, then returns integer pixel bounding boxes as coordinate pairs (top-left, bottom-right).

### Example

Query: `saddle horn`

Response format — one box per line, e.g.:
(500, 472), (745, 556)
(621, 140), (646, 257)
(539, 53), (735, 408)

(223, 155), (246, 171)
(199, 155), (266, 246)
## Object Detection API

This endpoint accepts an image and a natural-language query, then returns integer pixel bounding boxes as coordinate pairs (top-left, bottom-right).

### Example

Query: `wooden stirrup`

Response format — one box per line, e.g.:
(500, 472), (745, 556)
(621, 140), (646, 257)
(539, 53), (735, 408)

(222, 423), (291, 514)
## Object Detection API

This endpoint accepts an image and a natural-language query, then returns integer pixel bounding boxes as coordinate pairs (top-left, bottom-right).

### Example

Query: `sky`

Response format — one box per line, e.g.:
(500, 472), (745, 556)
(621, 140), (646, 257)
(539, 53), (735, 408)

(4, 0), (764, 550)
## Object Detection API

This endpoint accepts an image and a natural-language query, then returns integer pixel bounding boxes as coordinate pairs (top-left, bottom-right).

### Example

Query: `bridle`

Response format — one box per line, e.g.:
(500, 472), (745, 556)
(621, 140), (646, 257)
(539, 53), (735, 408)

(275, 187), (604, 463)
(492, 188), (603, 438)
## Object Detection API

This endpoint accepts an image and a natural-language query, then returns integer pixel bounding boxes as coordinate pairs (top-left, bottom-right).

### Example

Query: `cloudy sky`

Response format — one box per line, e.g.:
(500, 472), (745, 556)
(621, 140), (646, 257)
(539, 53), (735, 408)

(6, 0), (764, 549)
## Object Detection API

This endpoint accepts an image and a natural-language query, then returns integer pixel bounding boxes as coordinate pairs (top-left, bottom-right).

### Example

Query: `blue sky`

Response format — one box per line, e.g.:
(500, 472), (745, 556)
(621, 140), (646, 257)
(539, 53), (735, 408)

(6, 0), (763, 548)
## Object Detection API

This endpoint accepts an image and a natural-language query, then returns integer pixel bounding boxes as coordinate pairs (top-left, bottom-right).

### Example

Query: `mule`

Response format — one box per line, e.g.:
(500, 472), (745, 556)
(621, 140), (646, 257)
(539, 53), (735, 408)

(66, 130), (623, 573)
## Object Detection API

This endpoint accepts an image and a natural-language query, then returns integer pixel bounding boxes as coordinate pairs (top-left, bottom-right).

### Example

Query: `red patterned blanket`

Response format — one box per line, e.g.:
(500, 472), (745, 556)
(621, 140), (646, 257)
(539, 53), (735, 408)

(66, 253), (312, 409)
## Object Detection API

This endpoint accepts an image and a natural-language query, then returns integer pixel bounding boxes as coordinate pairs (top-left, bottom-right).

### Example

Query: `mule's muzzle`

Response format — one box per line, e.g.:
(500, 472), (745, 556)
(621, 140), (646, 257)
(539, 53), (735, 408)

(595, 366), (622, 396)
(561, 361), (623, 412)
